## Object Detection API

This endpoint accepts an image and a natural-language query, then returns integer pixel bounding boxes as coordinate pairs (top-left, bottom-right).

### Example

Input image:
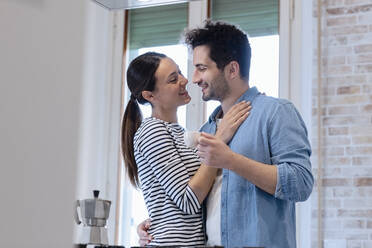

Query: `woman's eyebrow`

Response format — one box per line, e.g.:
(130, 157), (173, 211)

(167, 71), (178, 80)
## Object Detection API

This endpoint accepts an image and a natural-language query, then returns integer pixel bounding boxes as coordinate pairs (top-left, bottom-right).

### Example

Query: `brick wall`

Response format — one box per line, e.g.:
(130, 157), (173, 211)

(312, 1), (372, 247)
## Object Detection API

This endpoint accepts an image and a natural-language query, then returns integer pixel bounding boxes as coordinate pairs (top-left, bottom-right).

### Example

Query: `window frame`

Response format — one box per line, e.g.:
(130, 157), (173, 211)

(115, 0), (313, 247)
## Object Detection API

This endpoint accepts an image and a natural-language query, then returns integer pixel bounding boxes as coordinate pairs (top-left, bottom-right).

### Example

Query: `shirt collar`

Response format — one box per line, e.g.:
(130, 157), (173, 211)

(207, 87), (261, 124)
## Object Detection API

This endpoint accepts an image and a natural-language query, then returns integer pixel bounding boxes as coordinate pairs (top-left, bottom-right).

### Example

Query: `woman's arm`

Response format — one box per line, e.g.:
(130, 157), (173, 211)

(138, 121), (202, 214)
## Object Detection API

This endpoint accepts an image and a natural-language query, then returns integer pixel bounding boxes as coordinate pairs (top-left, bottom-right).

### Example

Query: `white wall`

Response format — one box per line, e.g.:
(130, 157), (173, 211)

(0, 0), (86, 247)
(75, 2), (124, 245)
(0, 0), (125, 246)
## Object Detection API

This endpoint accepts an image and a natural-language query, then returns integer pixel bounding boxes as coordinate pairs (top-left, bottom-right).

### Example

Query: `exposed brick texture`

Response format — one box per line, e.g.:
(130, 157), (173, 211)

(312, 0), (372, 247)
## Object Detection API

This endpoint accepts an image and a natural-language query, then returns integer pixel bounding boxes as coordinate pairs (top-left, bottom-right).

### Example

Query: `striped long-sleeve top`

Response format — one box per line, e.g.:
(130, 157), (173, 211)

(133, 117), (205, 247)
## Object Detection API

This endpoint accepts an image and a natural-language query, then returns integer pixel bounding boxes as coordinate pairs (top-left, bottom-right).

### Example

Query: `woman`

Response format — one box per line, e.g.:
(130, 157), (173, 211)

(122, 52), (250, 246)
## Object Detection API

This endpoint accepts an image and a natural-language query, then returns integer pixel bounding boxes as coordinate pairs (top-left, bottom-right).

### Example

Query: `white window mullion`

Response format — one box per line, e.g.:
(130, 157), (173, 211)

(279, 0), (292, 100)
(279, 1), (313, 248)
(186, 0), (208, 131)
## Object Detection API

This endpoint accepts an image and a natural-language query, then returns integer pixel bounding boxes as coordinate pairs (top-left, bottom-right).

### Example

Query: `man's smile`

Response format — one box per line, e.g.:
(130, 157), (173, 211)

(198, 82), (208, 93)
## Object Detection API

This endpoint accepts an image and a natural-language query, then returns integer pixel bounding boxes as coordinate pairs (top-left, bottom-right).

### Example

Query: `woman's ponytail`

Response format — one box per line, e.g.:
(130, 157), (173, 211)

(121, 98), (142, 188)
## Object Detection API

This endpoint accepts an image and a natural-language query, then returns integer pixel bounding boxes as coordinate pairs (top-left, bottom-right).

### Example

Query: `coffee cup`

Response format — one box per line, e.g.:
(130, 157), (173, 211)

(183, 131), (201, 149)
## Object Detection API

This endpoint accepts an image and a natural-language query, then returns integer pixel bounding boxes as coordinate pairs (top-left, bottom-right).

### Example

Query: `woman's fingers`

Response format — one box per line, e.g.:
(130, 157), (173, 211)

(232, 101), (251, 115)
(137, 218), (152, 245)
(138, 232), (153, 246)
(233, 105), (251, 123)
(196, 150), (204, 159)
(225, 101), (250, 118)
(139, 238), (152, 246)
(224, 102), (251, 124)
(231, 111), (250, 128)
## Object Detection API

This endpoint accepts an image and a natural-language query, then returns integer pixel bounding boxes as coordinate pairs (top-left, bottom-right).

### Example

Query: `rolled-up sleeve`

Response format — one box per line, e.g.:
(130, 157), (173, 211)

(269, 102), (314, 202)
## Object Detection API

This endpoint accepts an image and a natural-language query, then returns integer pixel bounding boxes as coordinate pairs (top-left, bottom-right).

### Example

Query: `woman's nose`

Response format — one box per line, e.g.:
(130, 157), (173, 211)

(180, 74), (188, 86)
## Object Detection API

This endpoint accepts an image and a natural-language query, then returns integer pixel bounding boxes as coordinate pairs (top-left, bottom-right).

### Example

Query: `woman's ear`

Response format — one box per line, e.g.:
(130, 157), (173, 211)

(142, 90), (154, 103)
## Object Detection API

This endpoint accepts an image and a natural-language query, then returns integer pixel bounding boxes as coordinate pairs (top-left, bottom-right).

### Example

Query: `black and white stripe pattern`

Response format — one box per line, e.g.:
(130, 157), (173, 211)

(134, 117), (205, 246)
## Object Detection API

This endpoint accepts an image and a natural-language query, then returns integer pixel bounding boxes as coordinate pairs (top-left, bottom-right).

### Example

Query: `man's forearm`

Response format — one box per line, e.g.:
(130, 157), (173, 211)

(228, 152), (278, 195)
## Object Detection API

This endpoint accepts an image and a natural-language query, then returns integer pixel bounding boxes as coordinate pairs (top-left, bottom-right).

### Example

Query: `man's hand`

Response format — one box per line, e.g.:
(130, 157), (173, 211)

(197, 132), (235, 169)
(198, 133), (278, 195)
(137, 219), (152, 246)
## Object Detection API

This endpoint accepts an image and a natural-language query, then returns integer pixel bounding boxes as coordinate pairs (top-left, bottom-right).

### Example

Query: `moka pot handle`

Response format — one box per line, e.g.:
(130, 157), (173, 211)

(74, 200), (82, 225)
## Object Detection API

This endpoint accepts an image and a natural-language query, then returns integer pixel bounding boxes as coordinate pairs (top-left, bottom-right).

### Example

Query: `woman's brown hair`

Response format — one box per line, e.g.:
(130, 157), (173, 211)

(121, 52), (166, 188)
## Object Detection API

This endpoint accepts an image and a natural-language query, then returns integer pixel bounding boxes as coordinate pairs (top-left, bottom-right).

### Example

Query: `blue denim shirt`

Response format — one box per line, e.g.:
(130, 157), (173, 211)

(200, 87), (314, 248)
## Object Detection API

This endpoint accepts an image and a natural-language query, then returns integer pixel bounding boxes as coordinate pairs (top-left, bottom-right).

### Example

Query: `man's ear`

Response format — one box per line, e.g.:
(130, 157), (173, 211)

(142, 90), (154, 103)
(225, 61), (240, 79)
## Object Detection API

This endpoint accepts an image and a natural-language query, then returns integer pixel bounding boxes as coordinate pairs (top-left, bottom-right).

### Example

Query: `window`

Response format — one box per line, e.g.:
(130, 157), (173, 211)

(121, 0), (280, 246)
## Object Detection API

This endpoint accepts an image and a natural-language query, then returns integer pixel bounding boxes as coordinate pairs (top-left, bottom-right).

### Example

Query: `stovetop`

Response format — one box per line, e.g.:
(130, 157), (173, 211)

(74, 245), (125, 248)
(75, 244), (263, 248)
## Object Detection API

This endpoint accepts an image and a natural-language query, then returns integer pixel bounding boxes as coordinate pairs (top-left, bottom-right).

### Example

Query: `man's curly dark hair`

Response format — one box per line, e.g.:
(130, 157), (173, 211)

(184, 20), (251, 80)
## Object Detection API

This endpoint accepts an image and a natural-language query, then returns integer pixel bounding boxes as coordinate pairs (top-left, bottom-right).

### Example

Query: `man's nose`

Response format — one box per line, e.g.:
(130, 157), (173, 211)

(192, 70), (201, 84)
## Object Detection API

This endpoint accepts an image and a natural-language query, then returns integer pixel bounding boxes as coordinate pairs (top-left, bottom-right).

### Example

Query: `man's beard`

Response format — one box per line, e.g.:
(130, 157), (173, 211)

(202, 75), (230, 102)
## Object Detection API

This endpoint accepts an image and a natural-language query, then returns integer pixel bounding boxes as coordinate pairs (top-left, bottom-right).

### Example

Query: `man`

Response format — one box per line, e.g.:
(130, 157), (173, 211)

(138, 20), (313, 248)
